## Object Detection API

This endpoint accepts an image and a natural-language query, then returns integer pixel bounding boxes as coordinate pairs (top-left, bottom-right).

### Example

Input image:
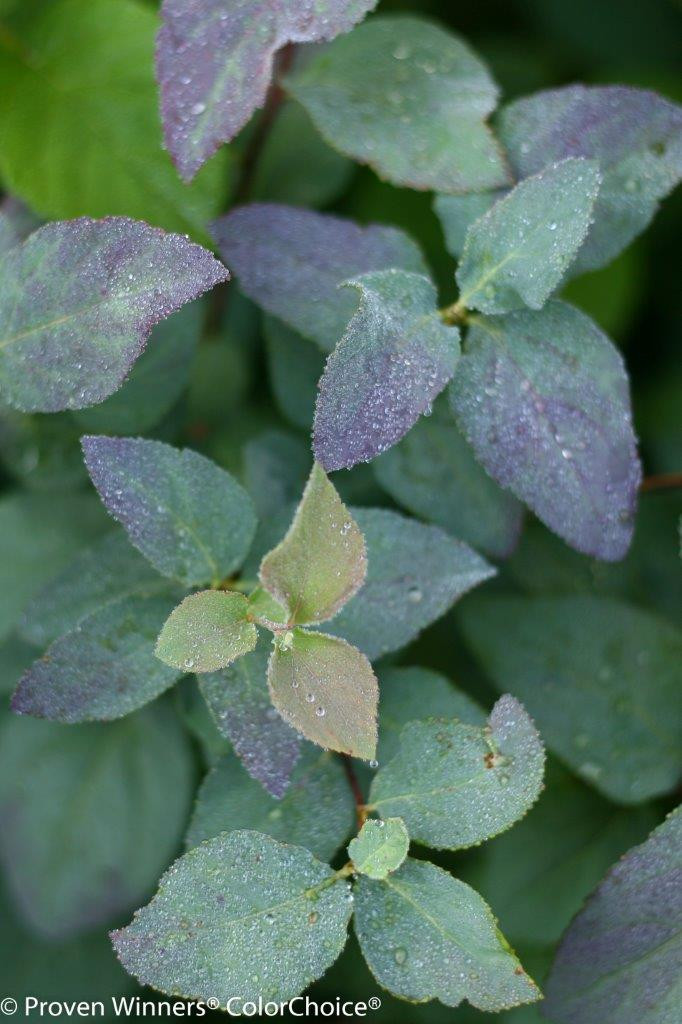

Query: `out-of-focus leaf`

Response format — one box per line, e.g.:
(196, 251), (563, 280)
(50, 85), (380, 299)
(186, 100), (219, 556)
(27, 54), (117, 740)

(20, 531), (164, 648)
(0, 218), (226, 413)
(0, 491), (108, 644)
(0, 701), (194, 938)
(544, 809), (682, 1024)
(212, 204), (427, 352)
(368, 696), (544, 849)
(82, 436), (256, 587)
(373, 395), (523, 559)
(260, 462), (365, 625)
(354, 858), (540, 1010)
(0, 408), (87, 491)
(265, 316), (325, 431)
(450, 302), (641, 560)
(112, 831), (353, 1005)
(286, 16), (510, 194)
(157, 0), (377, 180)
(434, 191), (503, 260)
(0, 635), (36, 697)
(174, 677), (231, 767)
(0, 0), (228, 236)
(326, 508), (495, 661)
(243, 430), (312, 520)
(12, 593), (182, 722)
(349, 818), (409, 880)
(459, 594), (682, 803)
(314, 270), (459, 470)
(199, 638), (300, 798)
(497, 85), (682, 273)
(268, 628), (377, 759)
(187, 745), (354, 860)
(155, 590), (257, 673)
(456, 159), (601, 314)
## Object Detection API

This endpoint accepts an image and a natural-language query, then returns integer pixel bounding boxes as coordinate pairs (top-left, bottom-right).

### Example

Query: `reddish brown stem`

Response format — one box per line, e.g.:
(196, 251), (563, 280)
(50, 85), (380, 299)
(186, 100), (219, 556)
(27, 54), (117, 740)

(640, 473), (682, 493)
(341, 755), (367, 830)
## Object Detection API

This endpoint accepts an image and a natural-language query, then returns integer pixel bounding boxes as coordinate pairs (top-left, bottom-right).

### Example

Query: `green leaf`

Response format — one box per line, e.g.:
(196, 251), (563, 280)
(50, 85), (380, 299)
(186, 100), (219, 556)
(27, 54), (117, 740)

(458, 594), (682, 804)
(326, 508), (495, 661)
(0, 407), (87, 493)
(82, 436), (257, 588)
(187, 746), (355, 862)
(265, 316), (326, 431)
(0, 0), (228, 237)
(268, 629), (378, 760)
(354, 858), (540, 1010)
(449, 302), (641, 560)
(155, 590), (257, 674)
(111, 831), (353, 1005)
(20, 531), (165, 648)
(0, 701), (194, 937)
(286, 16), (510, 193)
(260, 462), (366, 625)
(0, 491), (108, 644)
(12, 593), (182, 722)
(377, 665), (485, 764)
(199, 636), (300, 799)
(434, 191), (503, 260)
(544, 808), (682, 1024)
(456, 159), (601, 314)
(373, 394), (523, 559)
(313, 270), (459, 470)
(349, 818), (409, 880)
(368, 696), (545, 849)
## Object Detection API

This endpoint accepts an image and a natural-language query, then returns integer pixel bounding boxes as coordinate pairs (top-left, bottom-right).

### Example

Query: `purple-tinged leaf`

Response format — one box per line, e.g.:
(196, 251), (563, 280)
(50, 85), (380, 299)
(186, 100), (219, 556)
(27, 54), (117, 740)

(82, 436), (256, 588)
(0, 217), (228, 413)
(313, 270), (458, 471)
(544, 808), (682, 1024)
(212, 204), (427, 352)
(11, 594), (182, 723)
(450, 301), (641, 560)
(199, 638), (301, 799)
(157, 0), (378, 181)
(497, 85), (682, 272)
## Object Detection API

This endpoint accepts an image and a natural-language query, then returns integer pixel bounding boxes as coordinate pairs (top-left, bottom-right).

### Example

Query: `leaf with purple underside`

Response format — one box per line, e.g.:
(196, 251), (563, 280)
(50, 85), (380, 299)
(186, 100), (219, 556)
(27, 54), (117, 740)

(313, 270), (459, 471)
(82, 436), (257, 588)
(450, 301), (641, 560)
(0, 217), (227, 413)
(157, 0), (377, 181)
(199, 637), (301, 799)
(212, 204), (428, 352)
(497, 85), (682, 273)
(543, 808), (682, 1024)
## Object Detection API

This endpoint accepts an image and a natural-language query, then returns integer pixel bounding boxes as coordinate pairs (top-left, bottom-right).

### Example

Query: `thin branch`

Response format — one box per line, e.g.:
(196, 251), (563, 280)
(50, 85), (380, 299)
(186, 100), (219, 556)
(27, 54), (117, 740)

(641, 472), (682, 493)
(341, 754), (368, 830)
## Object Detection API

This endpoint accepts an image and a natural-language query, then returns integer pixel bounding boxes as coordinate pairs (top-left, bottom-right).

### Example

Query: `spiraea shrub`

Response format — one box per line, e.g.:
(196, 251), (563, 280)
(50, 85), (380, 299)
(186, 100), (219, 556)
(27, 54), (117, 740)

(0, 1), (680, 1021)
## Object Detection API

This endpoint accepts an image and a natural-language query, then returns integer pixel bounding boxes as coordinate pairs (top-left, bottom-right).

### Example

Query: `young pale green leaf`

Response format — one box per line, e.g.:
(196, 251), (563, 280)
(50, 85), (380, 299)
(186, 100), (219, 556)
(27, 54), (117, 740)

(325, 508), (495, 661)
(286, 16), (510, 193)
(497, 85), (682, 273)
(82, 436), (257, 588)
(187, 746), (355, 861)
(368, 696), (545, 849)
(20, 531), (165, 648)
(434, 192), (504, 260)
(111, 831), (353, 1006)
(0, 218), (226, 413)
(0, 702), (194, 938)
(198, 636), (300, 798)
(12, 593), (182, 723)
(373, 394), (523, 559)
(268, 629), (378, 760)
(313, 270), (459, 471)
(544, 809), (682, 1024)
(449, 302), (641, 560)
(265, 316), (326, 430)
(458, 594), (682, 804)
(456, 159), (601, 314)
(354, 858), (540, 1010)
(157, 0), (377, 181)
(349, 818), (409, 880)
(155, 591), (257, 673)
(259, 462), (366, 625)
(0, 0), (228, 236)
(212, 204), (427, 352)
